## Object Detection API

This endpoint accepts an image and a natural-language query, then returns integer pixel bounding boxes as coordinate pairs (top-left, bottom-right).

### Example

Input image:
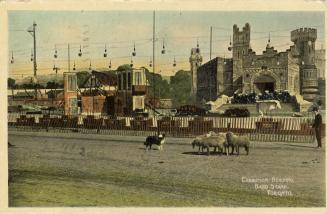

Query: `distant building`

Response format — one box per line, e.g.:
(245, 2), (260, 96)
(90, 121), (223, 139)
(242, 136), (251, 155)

(195, 23), (323, 102)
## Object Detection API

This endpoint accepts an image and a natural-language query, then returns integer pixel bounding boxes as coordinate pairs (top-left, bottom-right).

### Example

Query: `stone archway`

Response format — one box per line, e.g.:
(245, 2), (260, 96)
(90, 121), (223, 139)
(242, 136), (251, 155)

(250, 70), (281, 94)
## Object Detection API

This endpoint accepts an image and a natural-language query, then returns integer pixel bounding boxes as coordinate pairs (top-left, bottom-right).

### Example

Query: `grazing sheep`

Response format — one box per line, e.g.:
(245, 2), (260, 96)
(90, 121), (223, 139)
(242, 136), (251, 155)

(226, 131), (250, 155)
(198, 133), (227, 156)
(191, 131), (217, 154)
(191, 139), (205, 154)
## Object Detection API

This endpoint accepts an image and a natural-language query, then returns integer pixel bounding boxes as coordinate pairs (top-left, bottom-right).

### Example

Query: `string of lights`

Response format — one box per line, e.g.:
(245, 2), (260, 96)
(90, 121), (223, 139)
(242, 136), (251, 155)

(8, 22), (325, 79)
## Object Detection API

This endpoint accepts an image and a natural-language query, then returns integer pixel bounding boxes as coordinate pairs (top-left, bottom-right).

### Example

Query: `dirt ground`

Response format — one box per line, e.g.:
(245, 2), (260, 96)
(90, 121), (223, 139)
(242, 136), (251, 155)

(8, 133), (326, 207)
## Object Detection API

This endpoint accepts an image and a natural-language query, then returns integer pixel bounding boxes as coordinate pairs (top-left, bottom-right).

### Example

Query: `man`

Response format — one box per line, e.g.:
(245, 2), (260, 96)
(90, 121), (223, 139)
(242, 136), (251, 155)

(312, 107), (323, 148)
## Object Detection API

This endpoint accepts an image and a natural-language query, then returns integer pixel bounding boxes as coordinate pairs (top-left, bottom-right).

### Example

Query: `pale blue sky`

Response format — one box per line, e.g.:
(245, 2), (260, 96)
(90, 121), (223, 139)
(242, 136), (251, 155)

(8, 11), (325, 78)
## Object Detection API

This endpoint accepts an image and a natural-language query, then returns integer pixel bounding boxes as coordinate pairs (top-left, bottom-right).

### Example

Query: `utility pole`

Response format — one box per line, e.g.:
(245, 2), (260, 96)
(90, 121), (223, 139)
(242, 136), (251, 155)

(153, 10), (159, 135)
(210, 26), (212, 60)
(152, 10), (156, 118)
(68, 44), (71, 72)
(28, 22), (37, 100)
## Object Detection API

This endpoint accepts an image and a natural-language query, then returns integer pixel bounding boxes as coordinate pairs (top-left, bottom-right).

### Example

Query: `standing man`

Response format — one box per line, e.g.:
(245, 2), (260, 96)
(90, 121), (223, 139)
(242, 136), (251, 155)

(312, 107), (323, 148)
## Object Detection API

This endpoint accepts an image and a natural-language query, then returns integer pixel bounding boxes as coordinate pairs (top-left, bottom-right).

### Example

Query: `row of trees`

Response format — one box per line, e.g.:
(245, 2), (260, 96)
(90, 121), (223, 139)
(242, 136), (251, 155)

(7, 78), (64, 90)
(8, 66), (194, 107)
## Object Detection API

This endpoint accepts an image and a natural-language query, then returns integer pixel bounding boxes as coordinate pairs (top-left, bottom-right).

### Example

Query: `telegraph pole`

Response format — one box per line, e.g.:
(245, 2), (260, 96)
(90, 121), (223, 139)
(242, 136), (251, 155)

(68, 44), (71, 72)
(152, 10), (156, 118)
(28, 22), (37, 100)
(152, 10), (159, 135)
(210, 26), (212, 60)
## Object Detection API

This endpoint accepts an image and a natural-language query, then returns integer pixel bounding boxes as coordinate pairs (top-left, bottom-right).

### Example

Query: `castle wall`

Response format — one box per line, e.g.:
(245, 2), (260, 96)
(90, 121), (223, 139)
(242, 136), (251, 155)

(315, 49), (326, 79)
(242, 47), (288, 94)
(287, 51), (300, 94)
(197, 58), (217, 102)
(196, 57), (233, 102)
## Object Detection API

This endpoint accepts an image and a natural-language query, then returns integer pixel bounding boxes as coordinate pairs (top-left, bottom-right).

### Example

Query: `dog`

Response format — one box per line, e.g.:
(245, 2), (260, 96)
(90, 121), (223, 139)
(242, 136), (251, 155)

(144, 133), (166, 150)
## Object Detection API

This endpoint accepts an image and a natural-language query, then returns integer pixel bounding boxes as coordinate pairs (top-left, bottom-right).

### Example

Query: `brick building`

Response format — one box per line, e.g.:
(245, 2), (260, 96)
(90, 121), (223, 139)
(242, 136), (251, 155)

(80, 70), (117, 115)
(115, 67), (147, 116)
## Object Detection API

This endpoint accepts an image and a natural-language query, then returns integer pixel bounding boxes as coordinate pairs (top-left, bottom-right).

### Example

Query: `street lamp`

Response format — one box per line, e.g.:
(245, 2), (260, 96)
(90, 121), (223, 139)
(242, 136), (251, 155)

(10, 51), (14, 64)
(104, 44), (108, 57)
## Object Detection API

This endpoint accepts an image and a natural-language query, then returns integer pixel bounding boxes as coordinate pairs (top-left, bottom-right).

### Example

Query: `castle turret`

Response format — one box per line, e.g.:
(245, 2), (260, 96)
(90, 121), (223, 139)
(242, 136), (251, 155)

(232, 23), (251, 90)
(291, 28), (319, 101)
(189, 46), (203, 97)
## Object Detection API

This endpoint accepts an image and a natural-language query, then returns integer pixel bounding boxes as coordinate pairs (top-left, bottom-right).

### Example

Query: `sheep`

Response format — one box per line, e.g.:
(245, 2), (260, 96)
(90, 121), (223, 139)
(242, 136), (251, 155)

(198, 133), (227, 156)
(191, 139), (203, 154)
(191, 131), (217, 154)
(225, 131), (250, 155)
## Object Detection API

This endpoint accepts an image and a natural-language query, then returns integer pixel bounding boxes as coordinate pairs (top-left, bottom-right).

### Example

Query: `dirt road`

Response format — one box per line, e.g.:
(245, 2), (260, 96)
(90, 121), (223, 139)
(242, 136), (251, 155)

(8, 133), (325, 207)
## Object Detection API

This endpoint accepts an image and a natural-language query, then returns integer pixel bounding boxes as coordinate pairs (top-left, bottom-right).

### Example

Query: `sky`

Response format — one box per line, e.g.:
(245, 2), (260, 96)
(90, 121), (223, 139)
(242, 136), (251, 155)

(8, 11), (325, 79)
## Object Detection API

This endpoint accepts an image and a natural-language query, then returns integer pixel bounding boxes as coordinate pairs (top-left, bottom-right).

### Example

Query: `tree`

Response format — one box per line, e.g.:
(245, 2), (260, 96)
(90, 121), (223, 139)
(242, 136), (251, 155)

(8, 78), (16, 99)
(143, 67), (170, 99)
(46, 81), (60, 89)
(117, 64), (132, 71)
(7, 78), (16, 89)
(170, 70), (192, 108)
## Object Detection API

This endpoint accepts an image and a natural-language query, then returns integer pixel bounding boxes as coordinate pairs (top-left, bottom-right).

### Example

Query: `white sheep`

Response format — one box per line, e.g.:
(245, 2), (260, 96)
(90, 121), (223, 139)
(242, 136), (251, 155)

(225, 131), (250, 155)
(198, 132), (227, 156)
(191, 131), (217, 154)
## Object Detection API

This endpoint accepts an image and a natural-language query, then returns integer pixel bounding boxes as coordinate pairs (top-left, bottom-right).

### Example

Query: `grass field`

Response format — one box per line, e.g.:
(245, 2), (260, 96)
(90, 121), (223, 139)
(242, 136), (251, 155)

(8, 133), (325, 207)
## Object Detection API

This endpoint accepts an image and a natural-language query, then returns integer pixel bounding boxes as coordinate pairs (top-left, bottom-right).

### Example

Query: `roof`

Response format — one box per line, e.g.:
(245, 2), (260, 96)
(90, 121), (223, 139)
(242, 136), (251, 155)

(93, 70), (117, 86)
(83, 70), (117, 87)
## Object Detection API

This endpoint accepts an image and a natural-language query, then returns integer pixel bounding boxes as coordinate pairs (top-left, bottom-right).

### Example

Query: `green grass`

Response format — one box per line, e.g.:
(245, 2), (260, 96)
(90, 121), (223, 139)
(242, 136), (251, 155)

(9, 168), (324, 207)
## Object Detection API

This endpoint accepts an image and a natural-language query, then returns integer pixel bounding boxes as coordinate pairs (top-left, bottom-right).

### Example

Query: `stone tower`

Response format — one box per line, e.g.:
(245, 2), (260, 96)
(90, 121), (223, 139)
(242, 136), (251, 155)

(232, 23), (251, 90)
(291, 28), (319, 101)
(189, 47), (203, 97)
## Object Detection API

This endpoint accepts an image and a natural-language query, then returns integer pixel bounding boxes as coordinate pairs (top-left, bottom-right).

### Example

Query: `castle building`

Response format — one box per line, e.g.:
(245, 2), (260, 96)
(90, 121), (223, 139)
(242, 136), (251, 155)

(197, 57), (232, 102)
(193, 23), (322, 102)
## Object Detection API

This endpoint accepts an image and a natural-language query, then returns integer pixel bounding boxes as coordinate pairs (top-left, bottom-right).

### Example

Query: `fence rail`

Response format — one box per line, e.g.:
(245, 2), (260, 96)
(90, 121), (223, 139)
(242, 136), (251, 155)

(8, 113), (317, 143)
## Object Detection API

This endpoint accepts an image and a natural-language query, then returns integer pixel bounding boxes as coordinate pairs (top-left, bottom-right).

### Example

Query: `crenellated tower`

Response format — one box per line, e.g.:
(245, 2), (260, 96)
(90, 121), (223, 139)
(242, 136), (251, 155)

(291, 27), (319, 101)
(232, 23), (251, 90)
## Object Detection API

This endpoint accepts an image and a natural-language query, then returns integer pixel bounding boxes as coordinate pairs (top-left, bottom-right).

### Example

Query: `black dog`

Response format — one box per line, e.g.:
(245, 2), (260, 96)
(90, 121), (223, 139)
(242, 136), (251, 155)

(144, 133), (166, 150)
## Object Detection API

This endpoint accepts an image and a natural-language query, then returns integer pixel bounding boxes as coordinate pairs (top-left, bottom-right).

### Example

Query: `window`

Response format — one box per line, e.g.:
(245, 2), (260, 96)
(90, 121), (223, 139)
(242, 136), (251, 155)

(127, 72), (131, 90)
(118, 74), (122, 90)
(123, 72), (127, 90)
(68, 75), (77, 91)
(134, 71), (141, 85)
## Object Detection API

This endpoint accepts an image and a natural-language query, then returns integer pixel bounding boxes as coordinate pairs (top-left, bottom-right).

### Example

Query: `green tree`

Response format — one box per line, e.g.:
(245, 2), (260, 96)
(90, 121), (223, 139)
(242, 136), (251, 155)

(170, 70), (193, 108)
(117, 64), (133, 71)
(143, 67), (170, 99)
(46, 81), (60, 89)
(7, 78), (16, 89)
